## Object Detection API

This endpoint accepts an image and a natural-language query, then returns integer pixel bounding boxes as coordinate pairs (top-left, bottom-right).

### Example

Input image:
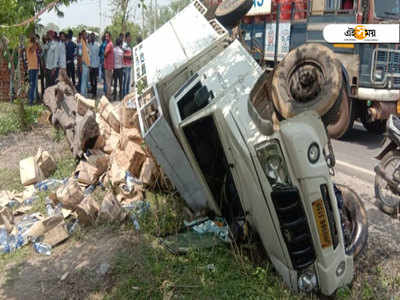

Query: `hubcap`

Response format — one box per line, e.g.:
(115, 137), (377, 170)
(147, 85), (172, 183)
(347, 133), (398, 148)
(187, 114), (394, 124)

(289, 63), (324, 103)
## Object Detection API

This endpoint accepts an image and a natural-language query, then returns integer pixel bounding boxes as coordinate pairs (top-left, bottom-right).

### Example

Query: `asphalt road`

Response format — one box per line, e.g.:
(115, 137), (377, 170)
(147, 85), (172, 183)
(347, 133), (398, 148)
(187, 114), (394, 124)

(332, 122), (386, 183)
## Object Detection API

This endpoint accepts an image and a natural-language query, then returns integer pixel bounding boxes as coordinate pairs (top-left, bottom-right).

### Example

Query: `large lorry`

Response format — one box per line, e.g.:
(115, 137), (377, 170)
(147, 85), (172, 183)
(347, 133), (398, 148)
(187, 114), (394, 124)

(209, 0), (400, 139)
(131, 1), (367, 296)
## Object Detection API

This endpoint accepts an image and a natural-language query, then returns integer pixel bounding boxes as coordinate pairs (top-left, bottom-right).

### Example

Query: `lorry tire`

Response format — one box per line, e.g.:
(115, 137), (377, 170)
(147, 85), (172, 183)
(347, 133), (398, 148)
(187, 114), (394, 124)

(336, 184), (368, 258)
(271, 43), (343, 119)
(215, 0), (253, 28)
(325, 89), (355, 139)
(375, 150), (400, 215)
(359, 102), (386, 135)
(362, 119), (386, 135)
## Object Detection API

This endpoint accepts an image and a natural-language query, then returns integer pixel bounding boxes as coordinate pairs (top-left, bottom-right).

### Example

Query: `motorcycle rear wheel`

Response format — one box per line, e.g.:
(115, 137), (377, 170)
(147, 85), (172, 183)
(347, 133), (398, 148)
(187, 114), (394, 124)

(375, 150), (400, 215)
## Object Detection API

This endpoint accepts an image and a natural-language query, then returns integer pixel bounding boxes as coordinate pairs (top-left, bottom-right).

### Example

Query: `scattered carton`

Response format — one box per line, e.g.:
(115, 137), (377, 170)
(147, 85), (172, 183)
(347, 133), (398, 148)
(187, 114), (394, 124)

(42, 221), (69, 247)
(19, 156), (43, 186)
(0, 207), (14, 232)
(25, 214), (64, 241)
(35, 148), (57, 178)
(75, 161), (102, 185)
(98, 96), (121, 133)
(76, 196), (100, 226)
(56, 178), (84, 209)
(124, 141), (146, 177)
(98, 192), (126, 223)
(140, 158), (156, 185)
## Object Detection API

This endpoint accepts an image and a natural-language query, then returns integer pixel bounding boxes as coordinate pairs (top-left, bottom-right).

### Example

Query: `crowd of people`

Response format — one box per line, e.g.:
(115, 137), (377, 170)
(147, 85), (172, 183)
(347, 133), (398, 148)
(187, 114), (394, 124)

(26, 29), (141, 105)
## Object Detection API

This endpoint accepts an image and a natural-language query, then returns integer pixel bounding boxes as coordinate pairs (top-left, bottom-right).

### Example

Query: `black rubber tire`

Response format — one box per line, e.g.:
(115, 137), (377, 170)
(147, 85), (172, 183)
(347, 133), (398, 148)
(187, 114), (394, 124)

(375, 150), (400, 215)
(359, 102), (386, 135)
(271, 43), (343, 119)
(215, 0), (253, 28)
(336, 184), (368, 258)
(325, 89), (355, 139)
(362, 119), (386, 135)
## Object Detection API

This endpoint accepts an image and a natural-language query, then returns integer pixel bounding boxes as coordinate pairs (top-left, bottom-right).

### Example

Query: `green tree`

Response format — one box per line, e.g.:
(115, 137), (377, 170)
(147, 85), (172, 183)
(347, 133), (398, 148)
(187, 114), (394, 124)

(104, 14), (141, 44)
(144, 0), (191, 36)
(62, 25), (100, 37)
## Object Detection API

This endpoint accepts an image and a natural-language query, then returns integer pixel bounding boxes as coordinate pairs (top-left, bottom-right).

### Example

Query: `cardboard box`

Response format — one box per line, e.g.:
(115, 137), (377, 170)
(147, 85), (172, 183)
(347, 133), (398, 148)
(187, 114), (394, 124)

(20, 157), (43, 186)
(56, 178), (84, 209)
(25, 215), (64, 241)
(76, 196), (100, 226)
(140, 158), (156, 185)
(98, 192), (126, 223)
(42, 221), (69, 247)
(0, 207), (14, 232)
(35, 148), (57, 178)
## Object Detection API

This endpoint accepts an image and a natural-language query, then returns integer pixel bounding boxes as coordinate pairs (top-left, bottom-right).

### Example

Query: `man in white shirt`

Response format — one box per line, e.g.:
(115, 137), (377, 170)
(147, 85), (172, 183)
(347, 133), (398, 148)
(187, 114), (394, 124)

(122, 32), (133, 98)
(43, 31), (58, 87)
(57, 32), (67, 78)
(88, 33), (100, 97)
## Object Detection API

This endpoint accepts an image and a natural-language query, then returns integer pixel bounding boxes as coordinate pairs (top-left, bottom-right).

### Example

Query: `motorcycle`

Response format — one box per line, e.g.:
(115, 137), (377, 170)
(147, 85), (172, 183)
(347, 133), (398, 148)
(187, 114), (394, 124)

(375, 114), (400, 215)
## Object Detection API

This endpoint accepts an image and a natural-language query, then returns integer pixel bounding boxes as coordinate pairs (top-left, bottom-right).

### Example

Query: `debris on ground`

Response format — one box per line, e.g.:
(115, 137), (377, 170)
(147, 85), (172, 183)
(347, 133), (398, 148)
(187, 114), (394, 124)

(0, 78), (171, 256)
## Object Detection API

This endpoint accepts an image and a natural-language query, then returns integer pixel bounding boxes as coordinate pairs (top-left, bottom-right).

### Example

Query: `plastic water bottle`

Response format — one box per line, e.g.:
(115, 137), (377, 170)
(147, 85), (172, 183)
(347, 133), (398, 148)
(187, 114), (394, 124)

(54, 203), (63, 216)
(68, 220), (79, 234)
(35, 179), (64, 192)
(33, 242), (52, 256)
(0, 227), (10, 253)
(23, 195), (39, 206)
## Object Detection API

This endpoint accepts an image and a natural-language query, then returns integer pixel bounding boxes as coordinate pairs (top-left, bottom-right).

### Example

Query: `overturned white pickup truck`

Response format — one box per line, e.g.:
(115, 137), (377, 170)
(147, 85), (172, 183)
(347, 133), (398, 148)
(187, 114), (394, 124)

(131, 1), (367, 296)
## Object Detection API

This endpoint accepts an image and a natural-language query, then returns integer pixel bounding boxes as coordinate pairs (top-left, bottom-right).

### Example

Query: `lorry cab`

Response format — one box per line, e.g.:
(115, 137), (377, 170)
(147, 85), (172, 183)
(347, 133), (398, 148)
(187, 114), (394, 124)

(234, 0), (400, 138)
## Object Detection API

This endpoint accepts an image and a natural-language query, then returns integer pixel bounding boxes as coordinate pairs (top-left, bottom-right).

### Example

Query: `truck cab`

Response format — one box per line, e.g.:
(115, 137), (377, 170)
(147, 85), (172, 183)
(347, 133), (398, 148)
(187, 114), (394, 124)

(235, 0), (400, 137)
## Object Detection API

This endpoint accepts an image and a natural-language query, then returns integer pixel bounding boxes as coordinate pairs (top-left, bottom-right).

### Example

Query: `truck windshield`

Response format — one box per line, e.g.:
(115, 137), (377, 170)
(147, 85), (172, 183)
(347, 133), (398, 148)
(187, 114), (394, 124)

(375, 0), (400, 18)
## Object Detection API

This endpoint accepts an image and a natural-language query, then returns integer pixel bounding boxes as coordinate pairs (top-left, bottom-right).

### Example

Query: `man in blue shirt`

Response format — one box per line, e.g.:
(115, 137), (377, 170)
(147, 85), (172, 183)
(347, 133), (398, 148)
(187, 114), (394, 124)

(65, 30), (77, 86)
(99, 34), (107, 95)
(43, 31), (58, 87)
(89, 33), (100, 97)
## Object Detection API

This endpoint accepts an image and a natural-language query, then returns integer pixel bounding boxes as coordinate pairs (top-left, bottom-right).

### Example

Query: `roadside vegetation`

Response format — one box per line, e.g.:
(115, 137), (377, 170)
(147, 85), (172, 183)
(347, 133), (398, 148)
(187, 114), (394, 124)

(0, 102), (46, 136)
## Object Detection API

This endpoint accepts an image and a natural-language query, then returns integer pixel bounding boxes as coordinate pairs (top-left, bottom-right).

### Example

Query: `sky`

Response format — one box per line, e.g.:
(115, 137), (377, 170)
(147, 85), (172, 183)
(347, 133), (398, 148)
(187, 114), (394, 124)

(40, 0), (171, 31)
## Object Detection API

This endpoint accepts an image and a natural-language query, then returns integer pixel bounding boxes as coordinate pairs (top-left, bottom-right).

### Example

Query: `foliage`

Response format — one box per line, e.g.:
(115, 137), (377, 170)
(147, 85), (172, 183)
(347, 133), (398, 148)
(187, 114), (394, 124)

(0, 102), (46, 136)
(0, 0), (76, 47)
(110, 0), (137, 34)
(104, 14), (141, 44)
(62, 24), (100, 37)
(144, 0), (191, 36)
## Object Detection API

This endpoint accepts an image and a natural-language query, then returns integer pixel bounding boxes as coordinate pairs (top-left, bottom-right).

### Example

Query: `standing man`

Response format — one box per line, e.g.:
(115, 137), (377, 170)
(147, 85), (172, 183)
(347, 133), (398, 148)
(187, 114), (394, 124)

(43, 31), (58, 88)
(27, 34), (40, 105)
(57, 32), (67, 77)
(104, 31), (114, 100)
(65, 30), (77, 86)
(77, 32), (83, 91)
(80, 30), (91, 97)
(99, 34), (107, 95)
(113, 37), (124, 101)
(122, 32), (132, 98)
(89, 33), (100, 97)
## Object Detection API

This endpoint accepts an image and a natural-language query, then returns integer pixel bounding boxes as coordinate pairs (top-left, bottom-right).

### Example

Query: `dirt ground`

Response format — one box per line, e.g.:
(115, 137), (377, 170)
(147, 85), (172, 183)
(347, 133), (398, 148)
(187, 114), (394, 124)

(0, 227), (139, 300)
(334, 173), (400, 298)
(0, 125), (70, 171)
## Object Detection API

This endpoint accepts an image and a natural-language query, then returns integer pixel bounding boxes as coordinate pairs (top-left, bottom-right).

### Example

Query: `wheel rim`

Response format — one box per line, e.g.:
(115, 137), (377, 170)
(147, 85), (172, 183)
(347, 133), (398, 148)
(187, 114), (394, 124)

(288, 61), (325, 103)
(376, 156), (400, 209)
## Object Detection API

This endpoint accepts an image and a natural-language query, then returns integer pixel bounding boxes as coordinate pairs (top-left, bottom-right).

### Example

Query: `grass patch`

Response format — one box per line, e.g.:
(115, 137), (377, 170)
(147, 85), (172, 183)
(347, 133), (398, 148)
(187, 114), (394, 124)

(106, 239), (306, 300)
(0, 168), (22, 192)
(103, 191), (311, 299)
(139, 191), (186, 238)
(0, 247), (31, 272)
(52, 155), (76, 180)
(0, 102), (46, 136)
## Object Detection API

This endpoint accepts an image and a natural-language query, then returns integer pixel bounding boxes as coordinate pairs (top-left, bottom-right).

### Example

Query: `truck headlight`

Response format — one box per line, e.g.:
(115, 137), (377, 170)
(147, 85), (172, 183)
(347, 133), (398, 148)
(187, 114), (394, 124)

(256, 140), (291, 186)
(298, 271), (317, 292)
(308, 143), (320, 164)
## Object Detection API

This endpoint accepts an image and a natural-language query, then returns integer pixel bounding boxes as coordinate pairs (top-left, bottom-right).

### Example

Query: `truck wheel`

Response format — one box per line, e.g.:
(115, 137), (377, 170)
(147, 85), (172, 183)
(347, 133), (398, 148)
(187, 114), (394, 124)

(360, 102), (386, 135)
(325, 89), (355, 139)
(215, 0), (253, 28)
(375, 150), (400, 215)
(336, 184), (368, 258)
(362, 119), (386, 135)
(271, 43), (343, 119)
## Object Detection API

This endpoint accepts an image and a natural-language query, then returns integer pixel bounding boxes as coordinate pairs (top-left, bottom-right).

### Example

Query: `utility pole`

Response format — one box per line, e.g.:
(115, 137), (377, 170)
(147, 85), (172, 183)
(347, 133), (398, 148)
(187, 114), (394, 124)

(154, 0), (157, 31)
(142, 0), (145, 38)
(99, 0), (102, 33)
